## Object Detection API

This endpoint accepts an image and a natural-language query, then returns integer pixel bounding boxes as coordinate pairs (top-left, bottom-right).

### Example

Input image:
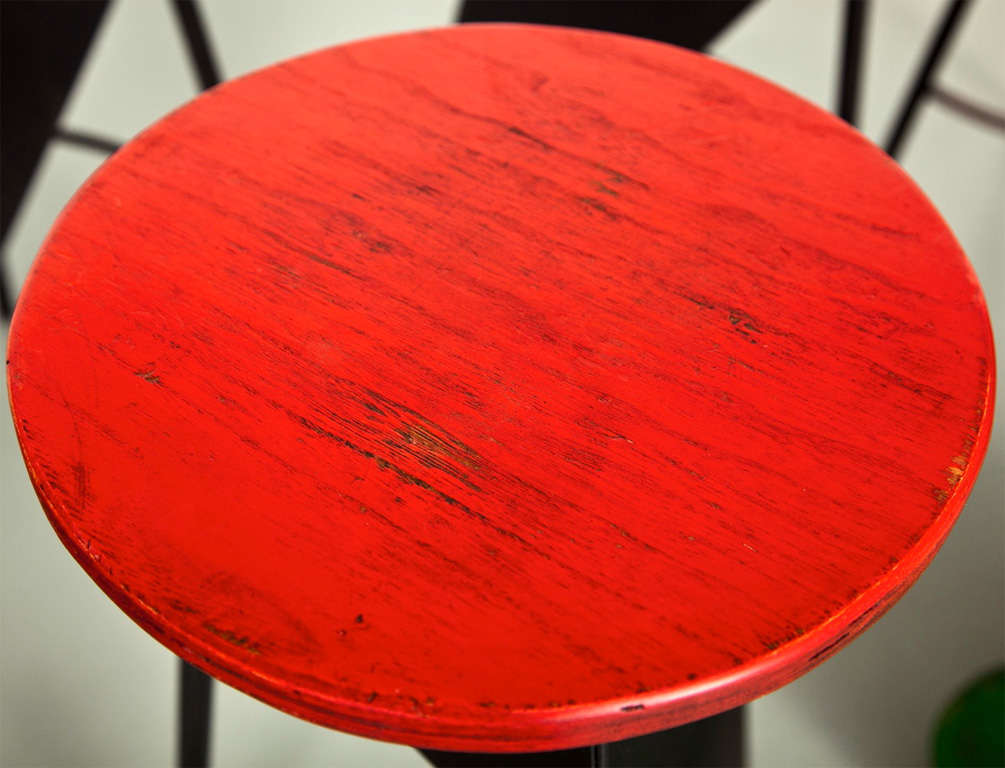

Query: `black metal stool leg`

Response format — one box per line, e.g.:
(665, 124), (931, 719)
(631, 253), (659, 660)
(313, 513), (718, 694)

(604, 707), (744, 767)
(885, 0), (972, 157)
(421, 745), (594, 767)
(837, 0), (868, 126)
(590, 742), (610, 768)
(179, 660), (213, 768)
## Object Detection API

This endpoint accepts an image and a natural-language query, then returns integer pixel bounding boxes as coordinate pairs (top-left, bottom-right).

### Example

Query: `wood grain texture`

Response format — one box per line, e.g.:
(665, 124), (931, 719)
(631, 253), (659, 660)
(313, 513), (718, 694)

(5, 24), (995, 752)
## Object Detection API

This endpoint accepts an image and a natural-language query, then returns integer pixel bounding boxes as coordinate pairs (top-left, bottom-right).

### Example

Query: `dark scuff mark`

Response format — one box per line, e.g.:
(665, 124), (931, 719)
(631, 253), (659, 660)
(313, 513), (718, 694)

(578, 196), (619, 220)
(134, 365), (162, 385)
(203, 622), (262, 655)
(869, 362), (952, 406)
(168, 599), (198, 614)
(507, 124), (551, 150)
(260, 227), (363, 279)
(278, 405), (536, 548)
(727, 309), (762, 340)
(397, 423), (479, 469)
(392, 423), (483, 491)
(72, 462), (90, 504)
(677, 292), (716, 310)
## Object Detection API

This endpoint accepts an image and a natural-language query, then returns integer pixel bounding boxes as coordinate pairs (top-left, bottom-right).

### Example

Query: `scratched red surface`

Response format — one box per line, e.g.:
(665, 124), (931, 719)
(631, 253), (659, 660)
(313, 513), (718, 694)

(6, 25), (995, 751)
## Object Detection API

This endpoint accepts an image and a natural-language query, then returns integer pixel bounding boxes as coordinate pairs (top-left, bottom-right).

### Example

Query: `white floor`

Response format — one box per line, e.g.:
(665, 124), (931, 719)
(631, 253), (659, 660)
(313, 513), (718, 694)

(2, 1), (1002, 766)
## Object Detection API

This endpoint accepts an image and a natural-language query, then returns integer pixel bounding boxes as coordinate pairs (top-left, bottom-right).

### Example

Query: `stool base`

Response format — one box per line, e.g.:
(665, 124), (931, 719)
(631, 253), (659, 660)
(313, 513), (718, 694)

(420, 707), (744, 767)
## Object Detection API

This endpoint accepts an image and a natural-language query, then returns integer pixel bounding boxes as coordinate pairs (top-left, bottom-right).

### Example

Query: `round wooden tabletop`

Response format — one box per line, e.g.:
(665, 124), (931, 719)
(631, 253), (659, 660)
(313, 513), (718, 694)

(7, 24), (995, 752)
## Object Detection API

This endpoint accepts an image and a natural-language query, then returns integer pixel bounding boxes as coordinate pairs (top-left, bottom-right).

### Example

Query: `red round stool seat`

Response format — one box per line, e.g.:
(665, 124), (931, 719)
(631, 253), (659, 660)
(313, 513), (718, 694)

(7, 23), (995, 753)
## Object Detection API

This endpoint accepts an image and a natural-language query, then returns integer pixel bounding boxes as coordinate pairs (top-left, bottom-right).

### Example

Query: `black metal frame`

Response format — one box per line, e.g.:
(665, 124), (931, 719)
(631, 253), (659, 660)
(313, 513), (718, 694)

(838, 0), (868, 126)
(0, 0), (111, 318)
(884, 0), (972, 157)
(171, 0), (222, 91)
(180, 661), (214, 768)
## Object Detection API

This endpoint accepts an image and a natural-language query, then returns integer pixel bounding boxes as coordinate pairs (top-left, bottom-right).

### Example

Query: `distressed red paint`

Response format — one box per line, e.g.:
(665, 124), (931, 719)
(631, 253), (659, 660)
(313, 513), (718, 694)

(6, 25), (995, 752)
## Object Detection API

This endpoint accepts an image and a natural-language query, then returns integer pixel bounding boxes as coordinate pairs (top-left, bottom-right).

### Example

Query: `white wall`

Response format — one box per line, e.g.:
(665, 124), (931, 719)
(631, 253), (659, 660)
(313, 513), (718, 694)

(2, 1), (1002, 765)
